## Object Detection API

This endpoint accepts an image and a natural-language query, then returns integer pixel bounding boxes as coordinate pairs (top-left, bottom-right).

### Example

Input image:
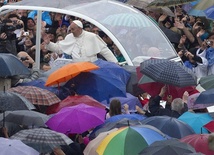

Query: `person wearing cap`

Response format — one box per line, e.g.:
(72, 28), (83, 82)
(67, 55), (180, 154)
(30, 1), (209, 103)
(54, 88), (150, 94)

(43, 20), (118, 63)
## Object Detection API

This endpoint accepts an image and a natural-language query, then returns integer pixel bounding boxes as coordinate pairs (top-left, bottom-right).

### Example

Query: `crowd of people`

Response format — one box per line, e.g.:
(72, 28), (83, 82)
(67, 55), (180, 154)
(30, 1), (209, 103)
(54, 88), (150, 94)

(0, 0), (214, 154)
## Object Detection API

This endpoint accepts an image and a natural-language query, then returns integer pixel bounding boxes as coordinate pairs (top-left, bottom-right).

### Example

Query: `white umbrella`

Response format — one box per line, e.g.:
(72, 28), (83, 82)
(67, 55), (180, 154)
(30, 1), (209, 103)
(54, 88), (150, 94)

(0, 137), (39, 155)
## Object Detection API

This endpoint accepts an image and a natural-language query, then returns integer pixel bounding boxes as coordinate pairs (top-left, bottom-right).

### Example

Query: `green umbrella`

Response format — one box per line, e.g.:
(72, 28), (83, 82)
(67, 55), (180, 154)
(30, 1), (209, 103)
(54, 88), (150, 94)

(96, 125), (169, 155)
(199, 74), (214, 90)
(148, 0), (196, 8)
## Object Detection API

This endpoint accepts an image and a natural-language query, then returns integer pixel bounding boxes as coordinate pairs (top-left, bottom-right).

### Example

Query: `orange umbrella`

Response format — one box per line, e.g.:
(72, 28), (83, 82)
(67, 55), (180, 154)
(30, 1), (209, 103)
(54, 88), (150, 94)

(45, 62), (99, 86)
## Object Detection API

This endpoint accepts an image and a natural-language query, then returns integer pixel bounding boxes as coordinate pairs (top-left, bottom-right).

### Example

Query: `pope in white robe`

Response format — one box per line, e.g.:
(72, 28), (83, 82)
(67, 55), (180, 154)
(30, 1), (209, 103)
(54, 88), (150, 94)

(44, 20), (118, 63)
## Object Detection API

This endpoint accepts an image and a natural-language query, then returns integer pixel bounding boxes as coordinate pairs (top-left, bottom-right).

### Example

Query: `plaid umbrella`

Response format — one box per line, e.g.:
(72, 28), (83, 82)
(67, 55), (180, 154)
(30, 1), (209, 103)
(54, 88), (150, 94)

(140, 59), (197, 87)
(10, 128), (73, 153)
(148, 0), (196, 7)
(8, 86), (61, 106)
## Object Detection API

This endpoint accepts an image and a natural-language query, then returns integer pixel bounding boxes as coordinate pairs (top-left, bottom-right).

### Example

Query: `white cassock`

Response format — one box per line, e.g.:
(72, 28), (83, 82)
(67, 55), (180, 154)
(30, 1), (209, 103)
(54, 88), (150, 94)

(192, 48), (208, 78)
(46, 30), (118, 63)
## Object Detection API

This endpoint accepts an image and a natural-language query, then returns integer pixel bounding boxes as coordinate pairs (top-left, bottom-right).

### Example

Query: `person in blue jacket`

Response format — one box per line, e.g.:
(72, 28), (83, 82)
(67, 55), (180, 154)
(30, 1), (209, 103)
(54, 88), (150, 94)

(28, 10), (52, 27)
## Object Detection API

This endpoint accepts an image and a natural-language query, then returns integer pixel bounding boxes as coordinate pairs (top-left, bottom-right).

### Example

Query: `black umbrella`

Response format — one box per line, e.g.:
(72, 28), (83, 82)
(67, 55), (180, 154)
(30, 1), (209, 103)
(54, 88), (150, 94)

(141, 116), (195, 139)
(0, 91), (35, 127)
(139, 139), (196, 155)
(0, 91), (35, 111)
(140, 59), (197, 87)
(160, 27), (181, 44)
(0, 53), (30, 77)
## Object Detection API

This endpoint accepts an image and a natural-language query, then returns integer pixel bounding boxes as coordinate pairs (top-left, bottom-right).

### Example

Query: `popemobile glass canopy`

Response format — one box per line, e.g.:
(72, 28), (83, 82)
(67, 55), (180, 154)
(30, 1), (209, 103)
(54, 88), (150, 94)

(0, 0), (181, 66)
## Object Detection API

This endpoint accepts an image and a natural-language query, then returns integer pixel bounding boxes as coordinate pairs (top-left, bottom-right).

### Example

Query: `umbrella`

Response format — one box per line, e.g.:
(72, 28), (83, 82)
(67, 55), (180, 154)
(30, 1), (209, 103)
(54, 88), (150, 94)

(140, 59), (197, 87)
(83, 128), (118, 155)
(204, 6), (214, 20)
(18, 79), (72, 100)
(187, 93), (214, 110)
(0, 137), (39, 155)
(105, 114), (146, 123)
(101, 13), (151, 28)
(96, 125), (169, 155)
(139, 139), (196, 155)
(8, 86), (61, 106)
(199, 74), (214, 90)
(45, 61), (99, 86)
(148, 0), (196, 7)
(141, 116), (195, 139)
(0, 53), (30, 77)
(181, 134), (214, 155)
(102, 93), (143, 112)
(46, 103), (106, 134)
(1, 110), (50, 127)
(122, 65), (141, 96)
(10, 128), (73, 153)
(89, 118), (142, 140)
(138, 76), (198, 100)
(65, 61), (129, 102)
(195, 89), (214, 105)
(46, 95), (106, 114)
(188, 0), (214, 17)
(160, 26), (181, 44)
(0, 91), (35, 111)
(203, 120), (214, 133)
(93, 59), (130, 85)
(125, 0), (149, 9)
(178, 111), (213, 134)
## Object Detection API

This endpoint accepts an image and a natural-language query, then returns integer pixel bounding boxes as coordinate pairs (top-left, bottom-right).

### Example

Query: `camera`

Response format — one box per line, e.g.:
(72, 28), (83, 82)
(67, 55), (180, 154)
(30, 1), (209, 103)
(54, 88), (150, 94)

(23, 31), (29, 36)
(0, 23), (16, 40)
(197, 22), (204, 27)
(20, 56), (28, 61)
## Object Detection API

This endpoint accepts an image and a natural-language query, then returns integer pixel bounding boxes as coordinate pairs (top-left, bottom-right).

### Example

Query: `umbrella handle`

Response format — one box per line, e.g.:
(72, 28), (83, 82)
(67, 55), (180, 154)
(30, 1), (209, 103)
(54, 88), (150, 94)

(3, 111), (5, 127)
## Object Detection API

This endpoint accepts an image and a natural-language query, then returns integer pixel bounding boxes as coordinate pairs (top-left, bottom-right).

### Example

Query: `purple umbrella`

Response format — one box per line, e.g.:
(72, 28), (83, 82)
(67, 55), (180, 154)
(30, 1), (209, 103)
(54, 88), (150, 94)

(187, 93), (213, 110)
(102, 93), (143, 112)
(46, 103), (106, 134)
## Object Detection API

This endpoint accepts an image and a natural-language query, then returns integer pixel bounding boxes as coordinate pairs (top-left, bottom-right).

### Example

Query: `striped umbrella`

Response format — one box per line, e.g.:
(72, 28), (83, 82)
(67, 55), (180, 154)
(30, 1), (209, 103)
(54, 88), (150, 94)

(96, 125), (169, 155)
(102, 13), (151, 28)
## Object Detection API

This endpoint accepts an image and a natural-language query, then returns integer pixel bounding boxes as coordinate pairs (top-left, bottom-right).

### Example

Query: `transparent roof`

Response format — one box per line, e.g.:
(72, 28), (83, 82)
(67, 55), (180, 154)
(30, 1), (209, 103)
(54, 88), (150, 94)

(1, 0), (179, 66)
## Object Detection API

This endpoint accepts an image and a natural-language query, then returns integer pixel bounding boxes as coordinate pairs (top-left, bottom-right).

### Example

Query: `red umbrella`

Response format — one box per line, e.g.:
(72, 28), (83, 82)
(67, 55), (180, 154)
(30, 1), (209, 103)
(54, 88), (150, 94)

(180, 134), (214, 155)
(204, 121), (214, 133)
(46, 95), (106, 114)
(138, 81), (198, 101)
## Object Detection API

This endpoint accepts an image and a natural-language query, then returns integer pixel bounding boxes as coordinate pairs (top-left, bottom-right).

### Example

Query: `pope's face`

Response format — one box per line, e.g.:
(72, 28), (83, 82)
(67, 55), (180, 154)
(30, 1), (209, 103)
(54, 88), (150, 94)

(70, 23), (82, 37)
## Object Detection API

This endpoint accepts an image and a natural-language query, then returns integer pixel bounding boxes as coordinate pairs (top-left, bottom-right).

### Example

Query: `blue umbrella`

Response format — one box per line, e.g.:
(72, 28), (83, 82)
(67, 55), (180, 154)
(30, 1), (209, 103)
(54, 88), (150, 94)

(195, 88), (214, 105)
(93, 59), (130, 84)
(105, 113), (146, 123)
(141, 116), (195, 139)
(0, 53), (30, 77)
(89, 118), (143, 140)
(65, 60), (130, 102)
(102, 93), (143, 112)
(178, 111), (213, 134)
(204, 6), (214, 20)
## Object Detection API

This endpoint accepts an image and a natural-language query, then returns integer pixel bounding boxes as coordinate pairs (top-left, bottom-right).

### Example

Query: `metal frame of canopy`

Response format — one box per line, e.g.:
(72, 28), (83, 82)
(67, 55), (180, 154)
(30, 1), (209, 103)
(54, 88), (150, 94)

(0, 0), (181, 69)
